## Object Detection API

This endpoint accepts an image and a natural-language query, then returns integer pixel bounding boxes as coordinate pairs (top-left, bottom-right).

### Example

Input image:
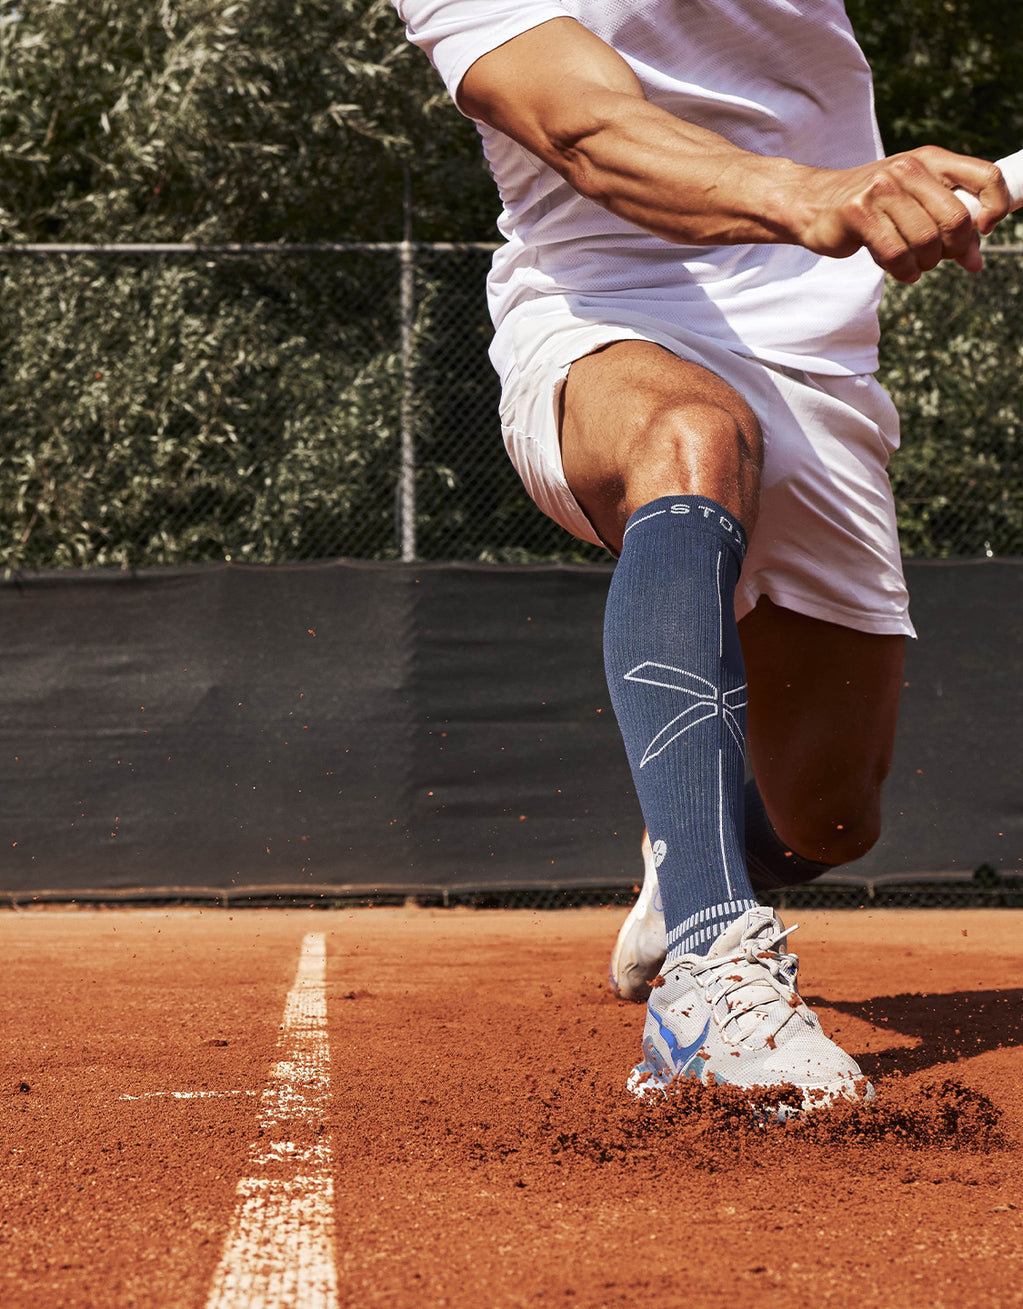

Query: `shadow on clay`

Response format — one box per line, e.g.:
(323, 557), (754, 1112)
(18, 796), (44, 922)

(802, 989), (1023, 1080)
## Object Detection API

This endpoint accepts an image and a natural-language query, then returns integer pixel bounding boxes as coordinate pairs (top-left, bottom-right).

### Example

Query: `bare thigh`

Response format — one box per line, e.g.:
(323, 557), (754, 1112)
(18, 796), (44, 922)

(559, 340), (763, 552)
(740, 597), (905, 865)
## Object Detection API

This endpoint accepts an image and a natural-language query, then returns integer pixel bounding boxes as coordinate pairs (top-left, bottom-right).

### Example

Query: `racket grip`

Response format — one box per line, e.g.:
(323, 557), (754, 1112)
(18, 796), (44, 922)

(953, 147), (1023, 220)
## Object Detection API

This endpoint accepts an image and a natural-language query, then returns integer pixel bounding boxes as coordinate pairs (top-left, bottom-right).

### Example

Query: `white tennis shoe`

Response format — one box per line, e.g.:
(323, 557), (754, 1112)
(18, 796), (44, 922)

(628, 906), (868, 1114)
(609, 831), (667, 1001)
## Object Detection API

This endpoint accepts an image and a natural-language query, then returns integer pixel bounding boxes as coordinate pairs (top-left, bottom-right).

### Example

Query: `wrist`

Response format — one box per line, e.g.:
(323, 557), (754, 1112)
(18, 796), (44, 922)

(751, 157), (820, 244)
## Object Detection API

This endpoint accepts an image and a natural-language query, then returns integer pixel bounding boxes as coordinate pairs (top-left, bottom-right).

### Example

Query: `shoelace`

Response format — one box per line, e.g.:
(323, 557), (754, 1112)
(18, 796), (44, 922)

(687, 922), (808, 1044)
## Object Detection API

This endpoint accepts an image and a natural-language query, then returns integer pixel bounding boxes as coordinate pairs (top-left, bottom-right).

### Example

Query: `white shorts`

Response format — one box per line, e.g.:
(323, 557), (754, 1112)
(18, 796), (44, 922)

(498, 308), (914, 637)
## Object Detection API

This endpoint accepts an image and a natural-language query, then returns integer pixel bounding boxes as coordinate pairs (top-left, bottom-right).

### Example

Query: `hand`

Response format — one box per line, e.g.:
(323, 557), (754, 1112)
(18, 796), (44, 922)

(795, 147), (1011, 282)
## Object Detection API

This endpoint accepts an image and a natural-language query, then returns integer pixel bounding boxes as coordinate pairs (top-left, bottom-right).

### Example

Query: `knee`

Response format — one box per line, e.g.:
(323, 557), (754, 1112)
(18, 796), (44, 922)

(618, 396), (763, 522)
(776, 790), (883, 867)
(644, 397), (763, 481)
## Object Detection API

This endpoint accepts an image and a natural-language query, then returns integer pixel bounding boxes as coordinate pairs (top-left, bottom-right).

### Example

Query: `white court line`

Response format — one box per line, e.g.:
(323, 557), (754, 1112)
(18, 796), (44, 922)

(119, 1090), (258, 1101)
(205, 932), (338, 1309)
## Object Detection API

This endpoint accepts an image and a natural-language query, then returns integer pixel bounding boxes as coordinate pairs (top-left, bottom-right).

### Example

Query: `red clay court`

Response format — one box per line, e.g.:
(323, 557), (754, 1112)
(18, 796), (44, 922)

(2, 905), (1022, 1307)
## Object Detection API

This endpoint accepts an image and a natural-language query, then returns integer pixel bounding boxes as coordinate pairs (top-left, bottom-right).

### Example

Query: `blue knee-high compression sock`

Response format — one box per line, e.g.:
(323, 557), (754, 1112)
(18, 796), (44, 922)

(604, 496), (758, 960)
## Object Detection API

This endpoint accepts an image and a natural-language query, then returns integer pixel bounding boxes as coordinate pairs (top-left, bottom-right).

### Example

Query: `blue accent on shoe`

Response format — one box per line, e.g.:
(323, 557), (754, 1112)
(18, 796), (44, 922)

(653, 1010), (711, 1078)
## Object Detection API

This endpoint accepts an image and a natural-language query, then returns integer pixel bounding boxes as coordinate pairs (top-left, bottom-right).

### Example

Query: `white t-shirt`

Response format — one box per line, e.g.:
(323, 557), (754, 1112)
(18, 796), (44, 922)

(395, 0), (887, 379)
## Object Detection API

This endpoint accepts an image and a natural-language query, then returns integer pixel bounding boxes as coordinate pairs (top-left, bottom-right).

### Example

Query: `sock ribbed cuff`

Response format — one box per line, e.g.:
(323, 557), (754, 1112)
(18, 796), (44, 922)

(622, 496), (748, 563)
(666, 896), (759, 959)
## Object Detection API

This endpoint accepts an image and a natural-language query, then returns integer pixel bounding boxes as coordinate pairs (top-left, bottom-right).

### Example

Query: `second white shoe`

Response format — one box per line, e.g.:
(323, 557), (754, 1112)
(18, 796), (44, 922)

(609, 831), (667, 1001)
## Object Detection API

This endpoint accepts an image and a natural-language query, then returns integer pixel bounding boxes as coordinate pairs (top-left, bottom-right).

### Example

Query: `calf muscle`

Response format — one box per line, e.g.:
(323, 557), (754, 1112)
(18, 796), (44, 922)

(740, 598), (905, 864)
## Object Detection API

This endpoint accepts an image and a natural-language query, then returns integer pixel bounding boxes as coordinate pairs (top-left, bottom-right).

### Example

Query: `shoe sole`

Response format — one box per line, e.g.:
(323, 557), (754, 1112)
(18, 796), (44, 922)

(627, 1059), (874, 1118)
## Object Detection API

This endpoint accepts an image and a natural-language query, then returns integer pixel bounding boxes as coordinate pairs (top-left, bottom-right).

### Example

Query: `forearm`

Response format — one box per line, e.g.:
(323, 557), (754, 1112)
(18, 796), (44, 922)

(531, 88), (810, 248)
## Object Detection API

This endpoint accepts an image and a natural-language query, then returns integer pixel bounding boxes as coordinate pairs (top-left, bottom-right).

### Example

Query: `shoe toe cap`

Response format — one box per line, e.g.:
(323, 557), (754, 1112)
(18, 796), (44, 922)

(751, 1030), (865, 1092)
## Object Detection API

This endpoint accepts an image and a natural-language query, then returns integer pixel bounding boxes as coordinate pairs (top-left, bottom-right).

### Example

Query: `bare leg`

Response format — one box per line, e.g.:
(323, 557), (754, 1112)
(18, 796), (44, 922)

(740, 598), (905, 865)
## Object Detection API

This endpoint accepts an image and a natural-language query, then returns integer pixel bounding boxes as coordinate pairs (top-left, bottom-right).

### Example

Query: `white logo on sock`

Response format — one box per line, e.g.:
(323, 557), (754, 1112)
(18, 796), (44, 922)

(651, 839), (668, 867)
(623, 661), (747, 767)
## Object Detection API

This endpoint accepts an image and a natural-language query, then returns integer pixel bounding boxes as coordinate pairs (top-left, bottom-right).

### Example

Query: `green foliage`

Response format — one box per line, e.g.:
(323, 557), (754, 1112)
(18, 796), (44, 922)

(880, 234), (1023, 556)
(0, 246), (604, 569)
(0, 253), (405, 567)
(0, 0), (494, 242)
(0, 1), (1021, 568)
(847, 0), (1023, 157)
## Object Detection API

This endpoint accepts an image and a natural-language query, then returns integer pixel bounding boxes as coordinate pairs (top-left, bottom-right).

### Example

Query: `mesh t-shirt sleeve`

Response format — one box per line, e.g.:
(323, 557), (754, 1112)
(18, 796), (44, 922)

(394, 0), (570, 108)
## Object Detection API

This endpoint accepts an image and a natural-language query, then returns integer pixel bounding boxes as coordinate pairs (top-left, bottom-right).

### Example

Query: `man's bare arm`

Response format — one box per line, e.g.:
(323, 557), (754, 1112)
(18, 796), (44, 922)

(458, 17), (1011, 283)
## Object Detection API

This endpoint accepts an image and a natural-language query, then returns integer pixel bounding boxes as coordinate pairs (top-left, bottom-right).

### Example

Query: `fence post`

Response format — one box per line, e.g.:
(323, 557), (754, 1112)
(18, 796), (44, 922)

(398, 165), (417, 562)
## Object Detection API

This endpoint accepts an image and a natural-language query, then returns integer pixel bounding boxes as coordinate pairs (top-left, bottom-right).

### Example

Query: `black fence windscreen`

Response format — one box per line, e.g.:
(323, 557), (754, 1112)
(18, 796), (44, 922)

(0, 560), (1020, 902)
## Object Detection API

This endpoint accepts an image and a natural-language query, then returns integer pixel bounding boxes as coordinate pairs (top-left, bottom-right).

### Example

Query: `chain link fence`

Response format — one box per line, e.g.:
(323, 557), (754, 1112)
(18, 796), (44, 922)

(5, 871), (1022, 909)
(1, 241), (1022, 570)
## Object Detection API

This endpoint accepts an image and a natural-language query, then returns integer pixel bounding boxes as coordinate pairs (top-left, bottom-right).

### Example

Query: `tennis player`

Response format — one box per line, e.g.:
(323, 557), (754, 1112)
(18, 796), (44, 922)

(393, 0), (1013, 1108)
